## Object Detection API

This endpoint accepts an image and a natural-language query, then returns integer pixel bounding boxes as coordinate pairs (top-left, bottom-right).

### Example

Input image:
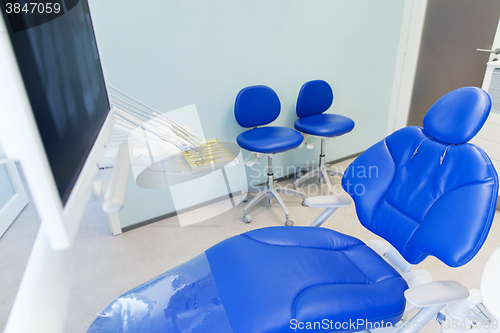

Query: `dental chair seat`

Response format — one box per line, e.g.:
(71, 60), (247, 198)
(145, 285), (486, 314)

(88, 227), (408, 333)
(294, 113), (355, 137)
(206, 226), (408, 333)
(236, 126), (304, 154)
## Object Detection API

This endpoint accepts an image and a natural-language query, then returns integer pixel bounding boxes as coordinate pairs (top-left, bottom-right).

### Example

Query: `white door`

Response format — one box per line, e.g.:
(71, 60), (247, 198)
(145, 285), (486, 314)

(387, 0), (500, 134)
(0, 161), (28, 237)
(474, 21), (500, 200)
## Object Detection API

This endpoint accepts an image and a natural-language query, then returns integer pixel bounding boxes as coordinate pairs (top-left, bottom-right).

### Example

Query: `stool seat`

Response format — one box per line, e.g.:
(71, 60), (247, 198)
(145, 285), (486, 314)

(236, 126), (304, 154)
(206, 226), (408, 333)
(295, 113), (355, 137)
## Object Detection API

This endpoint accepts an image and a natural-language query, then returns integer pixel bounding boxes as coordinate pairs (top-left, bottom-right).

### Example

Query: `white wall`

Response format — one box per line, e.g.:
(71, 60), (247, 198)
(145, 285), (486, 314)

(90, 0), (406, 228)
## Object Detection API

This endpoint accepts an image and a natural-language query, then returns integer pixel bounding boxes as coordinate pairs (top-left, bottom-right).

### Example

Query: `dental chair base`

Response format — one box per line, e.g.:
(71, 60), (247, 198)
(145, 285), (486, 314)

(295, 138), (343, 195)
(242, 155), (305, 225)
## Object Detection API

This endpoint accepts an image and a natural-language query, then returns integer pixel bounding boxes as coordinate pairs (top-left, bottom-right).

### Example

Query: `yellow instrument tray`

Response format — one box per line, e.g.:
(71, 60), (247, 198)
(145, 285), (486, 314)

(182, 138), (236, 172)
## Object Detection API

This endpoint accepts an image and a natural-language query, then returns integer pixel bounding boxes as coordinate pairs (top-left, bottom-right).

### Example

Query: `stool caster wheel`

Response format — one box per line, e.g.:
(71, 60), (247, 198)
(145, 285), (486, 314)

(242, 196), (248, 202)
(285, 219), (294, 226)
(302, 200), (308, 207)
(243, 215), (252, 223)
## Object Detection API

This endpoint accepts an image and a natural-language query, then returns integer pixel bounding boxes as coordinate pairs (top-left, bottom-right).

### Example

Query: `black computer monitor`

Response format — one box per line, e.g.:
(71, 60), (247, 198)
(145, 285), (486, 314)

(0, 0), (111, 205)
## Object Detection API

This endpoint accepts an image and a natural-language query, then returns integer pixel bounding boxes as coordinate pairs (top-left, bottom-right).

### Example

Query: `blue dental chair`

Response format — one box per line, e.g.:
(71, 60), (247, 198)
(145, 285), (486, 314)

(293, 80), (355, 195)
(88, 87), (498, 333)
(234, 85), (305, 225)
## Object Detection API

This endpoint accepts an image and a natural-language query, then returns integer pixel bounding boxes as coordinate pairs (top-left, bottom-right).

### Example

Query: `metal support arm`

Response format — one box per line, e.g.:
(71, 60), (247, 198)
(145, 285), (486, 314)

(404, 281), (470, 308)
(102, 141), (131, 213)
(305, 195), (352, 227)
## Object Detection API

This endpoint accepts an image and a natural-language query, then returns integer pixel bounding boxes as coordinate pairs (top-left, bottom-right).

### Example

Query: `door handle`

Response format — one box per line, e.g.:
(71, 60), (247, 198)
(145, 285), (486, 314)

(476, 48), (500, 54)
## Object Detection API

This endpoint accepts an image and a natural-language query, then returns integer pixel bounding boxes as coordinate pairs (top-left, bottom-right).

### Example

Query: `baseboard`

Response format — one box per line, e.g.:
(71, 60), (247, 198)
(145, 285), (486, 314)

(121, 192), (241, 233)
(121, 211), (178, 233)
(121, 152), (363, 233)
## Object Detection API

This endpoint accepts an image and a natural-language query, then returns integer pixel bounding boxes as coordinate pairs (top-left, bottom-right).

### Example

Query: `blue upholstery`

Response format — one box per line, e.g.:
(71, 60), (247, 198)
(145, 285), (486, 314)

(294, 80), (355, 138)
(234, 85), (281, 128)
(295, 113), (355, 137)
(206, 227), (408, 333)
(235, 85), (304, 154)
(342, 88), (498, 267)
(237, 126), (304, 154)
(423, 87), (491, 144)
(296, 80), (334, 118)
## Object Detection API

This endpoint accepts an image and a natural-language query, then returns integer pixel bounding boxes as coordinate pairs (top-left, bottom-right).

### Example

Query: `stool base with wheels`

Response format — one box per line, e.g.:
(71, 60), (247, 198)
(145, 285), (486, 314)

(234, 85), (306, 225)
(242, 155), (305, 226)
(294, 138), (343, 195)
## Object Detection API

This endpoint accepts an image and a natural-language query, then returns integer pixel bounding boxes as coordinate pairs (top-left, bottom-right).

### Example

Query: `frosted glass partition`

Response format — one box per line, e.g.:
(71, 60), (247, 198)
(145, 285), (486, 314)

(0, 165), (15, 209)
(90, 0), (406, 228)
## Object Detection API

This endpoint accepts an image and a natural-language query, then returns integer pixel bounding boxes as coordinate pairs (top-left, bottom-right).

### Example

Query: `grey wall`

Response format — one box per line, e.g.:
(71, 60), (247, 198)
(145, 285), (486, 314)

(90, 0), (405, 228)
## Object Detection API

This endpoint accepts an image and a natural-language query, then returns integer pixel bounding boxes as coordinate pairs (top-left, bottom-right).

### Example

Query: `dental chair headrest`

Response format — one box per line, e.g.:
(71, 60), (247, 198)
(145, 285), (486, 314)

(423, 87), (491, 144)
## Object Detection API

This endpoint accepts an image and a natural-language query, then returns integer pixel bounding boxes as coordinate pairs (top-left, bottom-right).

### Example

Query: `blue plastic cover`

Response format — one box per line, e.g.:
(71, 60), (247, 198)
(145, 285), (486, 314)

(87, 254), (232, 333)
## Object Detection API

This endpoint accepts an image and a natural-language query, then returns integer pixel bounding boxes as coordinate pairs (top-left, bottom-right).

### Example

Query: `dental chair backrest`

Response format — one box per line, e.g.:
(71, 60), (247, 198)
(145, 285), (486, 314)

(342, 87), (498, 267)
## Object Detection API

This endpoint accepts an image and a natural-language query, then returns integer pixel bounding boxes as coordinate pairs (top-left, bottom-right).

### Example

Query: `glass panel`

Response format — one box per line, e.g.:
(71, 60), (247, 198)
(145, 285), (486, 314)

(0, 165), (15, 208)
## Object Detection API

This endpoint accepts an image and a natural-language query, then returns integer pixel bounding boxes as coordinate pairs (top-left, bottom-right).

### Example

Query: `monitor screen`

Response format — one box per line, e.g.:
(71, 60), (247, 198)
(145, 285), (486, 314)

(0, 0), (110, 205)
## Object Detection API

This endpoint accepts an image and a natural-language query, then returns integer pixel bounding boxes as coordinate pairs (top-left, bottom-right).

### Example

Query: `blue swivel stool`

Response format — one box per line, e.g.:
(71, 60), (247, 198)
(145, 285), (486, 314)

(294, 80), (355, 194)
(89, 87), (498, 333)
(235, 85), (305, 225)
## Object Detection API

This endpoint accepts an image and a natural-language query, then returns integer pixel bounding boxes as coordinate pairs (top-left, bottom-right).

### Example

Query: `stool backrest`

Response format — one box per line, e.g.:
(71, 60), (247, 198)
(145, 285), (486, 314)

(296, 80), (334, 118)
(235, 85), (281, 128)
